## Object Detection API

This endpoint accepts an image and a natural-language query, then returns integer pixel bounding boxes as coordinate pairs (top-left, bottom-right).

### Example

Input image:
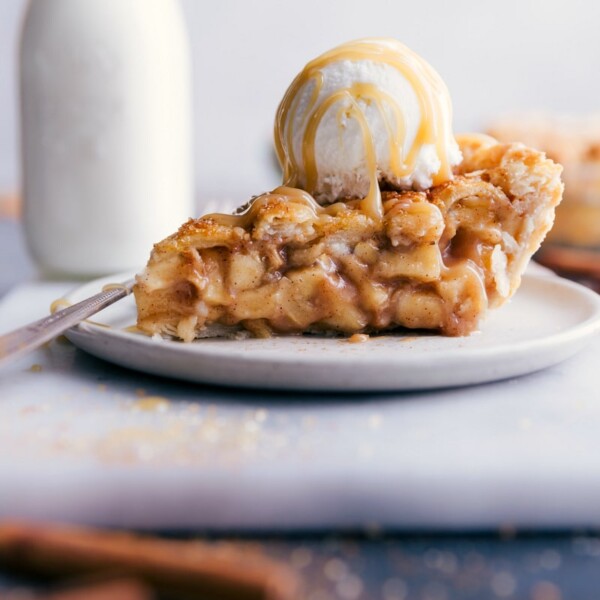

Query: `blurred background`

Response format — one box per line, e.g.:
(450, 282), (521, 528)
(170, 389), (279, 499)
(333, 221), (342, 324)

(2, 4), (600, 597)
(2, 0), (600, 202)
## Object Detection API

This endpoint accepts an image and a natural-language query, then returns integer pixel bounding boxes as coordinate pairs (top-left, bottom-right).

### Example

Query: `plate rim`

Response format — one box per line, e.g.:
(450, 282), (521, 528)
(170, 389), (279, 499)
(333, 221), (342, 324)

(65, 270), (600, 359)
(63, 269), (600, 389)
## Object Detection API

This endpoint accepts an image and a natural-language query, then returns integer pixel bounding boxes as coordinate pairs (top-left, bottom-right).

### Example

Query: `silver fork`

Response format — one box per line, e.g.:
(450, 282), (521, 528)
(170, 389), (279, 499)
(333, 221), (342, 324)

(0, 199), (239, 366)
(0, 279), (135, 366)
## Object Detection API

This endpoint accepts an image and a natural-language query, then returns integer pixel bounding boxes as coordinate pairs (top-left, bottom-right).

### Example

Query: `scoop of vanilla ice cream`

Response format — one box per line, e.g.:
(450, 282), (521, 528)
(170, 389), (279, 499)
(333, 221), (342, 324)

(275, 38), (462, 203)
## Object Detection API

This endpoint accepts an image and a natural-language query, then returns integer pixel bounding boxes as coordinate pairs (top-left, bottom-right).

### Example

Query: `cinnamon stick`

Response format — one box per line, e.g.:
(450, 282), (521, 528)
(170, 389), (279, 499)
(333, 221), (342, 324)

(0, 522), (300, 600)
(42, 578), (154, 600)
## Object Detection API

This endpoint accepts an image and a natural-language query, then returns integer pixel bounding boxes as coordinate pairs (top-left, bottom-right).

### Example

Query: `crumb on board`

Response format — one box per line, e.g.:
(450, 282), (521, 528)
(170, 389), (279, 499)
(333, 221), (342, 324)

(132, 396), (170, 412)
(348, 333), (370, 344)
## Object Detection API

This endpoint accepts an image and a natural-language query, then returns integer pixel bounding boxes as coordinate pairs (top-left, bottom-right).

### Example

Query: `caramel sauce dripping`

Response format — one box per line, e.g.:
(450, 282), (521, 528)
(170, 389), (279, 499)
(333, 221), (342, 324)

(123, 324), (146, 334)
(102, 283), (130, 293)
(209, 39), (455, 229)
(274, 38), (455, 218)
(50, 298), (71, 314)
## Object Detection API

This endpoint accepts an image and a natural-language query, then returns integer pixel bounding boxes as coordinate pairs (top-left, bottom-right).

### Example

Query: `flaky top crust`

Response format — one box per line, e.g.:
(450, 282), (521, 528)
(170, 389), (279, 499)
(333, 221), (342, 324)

(151, 138), (560, 254)
(135, 138), (563, 340)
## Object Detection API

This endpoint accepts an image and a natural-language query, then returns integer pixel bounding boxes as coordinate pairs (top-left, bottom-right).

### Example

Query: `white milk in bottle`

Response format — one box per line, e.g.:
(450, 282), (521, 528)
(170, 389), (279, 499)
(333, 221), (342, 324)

(20, 0), (193, 276)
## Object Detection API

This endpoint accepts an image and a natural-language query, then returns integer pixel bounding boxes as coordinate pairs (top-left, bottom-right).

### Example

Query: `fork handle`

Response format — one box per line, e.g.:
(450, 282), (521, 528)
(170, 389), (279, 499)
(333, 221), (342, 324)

(0, 280), (135, 366)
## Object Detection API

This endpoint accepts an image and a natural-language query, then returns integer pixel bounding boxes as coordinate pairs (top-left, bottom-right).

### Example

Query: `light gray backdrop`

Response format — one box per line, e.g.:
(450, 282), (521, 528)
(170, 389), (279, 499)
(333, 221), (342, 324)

(2, 0), (599, 203)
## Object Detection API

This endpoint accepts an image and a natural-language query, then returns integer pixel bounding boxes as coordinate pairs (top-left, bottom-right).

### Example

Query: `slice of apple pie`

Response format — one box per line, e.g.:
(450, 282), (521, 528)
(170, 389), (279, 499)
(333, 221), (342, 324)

(134, 137), (563, 341)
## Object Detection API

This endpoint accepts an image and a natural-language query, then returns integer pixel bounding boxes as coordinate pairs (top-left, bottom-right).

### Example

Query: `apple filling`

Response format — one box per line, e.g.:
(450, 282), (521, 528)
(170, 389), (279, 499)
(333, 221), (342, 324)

(134, 139), (563, 340)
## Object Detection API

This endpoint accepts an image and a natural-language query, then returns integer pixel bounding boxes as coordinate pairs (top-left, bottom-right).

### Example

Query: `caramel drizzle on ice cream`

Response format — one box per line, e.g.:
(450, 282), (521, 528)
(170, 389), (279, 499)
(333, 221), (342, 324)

(209, 39), (455, 229)
(274, 38), (456, 219)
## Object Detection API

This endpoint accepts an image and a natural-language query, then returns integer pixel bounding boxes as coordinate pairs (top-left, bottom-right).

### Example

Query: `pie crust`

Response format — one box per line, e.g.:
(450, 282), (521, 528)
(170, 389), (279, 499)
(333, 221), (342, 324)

(134, 137), (563, 340)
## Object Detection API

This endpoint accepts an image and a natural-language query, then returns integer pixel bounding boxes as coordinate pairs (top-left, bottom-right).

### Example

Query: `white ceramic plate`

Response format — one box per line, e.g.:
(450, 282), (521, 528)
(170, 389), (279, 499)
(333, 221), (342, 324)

(64, 271), (600, 391)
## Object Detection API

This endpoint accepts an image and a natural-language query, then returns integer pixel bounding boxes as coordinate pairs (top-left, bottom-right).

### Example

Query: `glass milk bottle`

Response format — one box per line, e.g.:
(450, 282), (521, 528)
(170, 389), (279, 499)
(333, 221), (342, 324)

(20, 0), (193, 277)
